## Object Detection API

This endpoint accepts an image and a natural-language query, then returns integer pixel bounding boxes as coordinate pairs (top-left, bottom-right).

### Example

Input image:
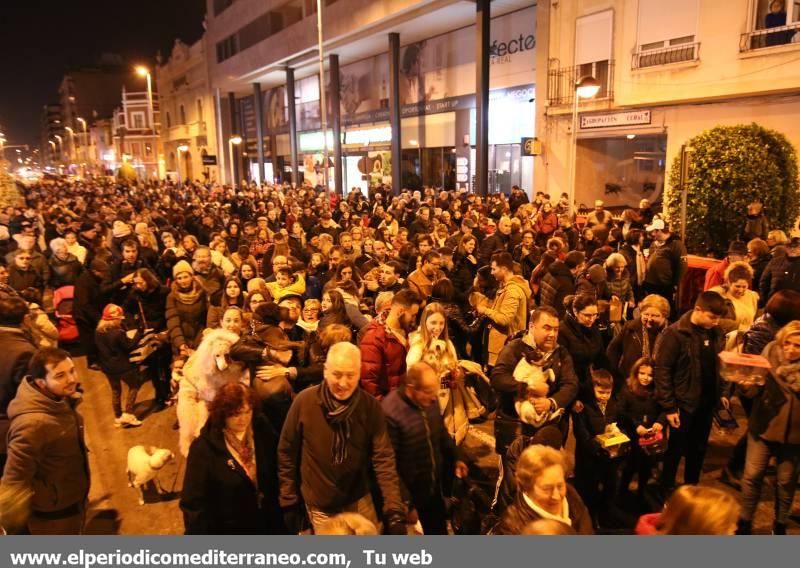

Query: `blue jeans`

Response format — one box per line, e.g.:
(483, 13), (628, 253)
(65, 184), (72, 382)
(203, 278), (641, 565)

(740, 434), (800, 523)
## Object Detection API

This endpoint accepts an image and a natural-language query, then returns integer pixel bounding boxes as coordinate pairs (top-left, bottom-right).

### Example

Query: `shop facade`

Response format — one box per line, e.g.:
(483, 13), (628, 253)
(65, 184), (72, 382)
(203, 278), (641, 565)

(235, 5), (537, 196)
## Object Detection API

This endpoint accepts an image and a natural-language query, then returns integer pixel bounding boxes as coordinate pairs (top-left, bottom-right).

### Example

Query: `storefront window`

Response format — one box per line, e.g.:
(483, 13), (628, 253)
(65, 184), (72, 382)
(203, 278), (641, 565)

(575, 134), (666, 210)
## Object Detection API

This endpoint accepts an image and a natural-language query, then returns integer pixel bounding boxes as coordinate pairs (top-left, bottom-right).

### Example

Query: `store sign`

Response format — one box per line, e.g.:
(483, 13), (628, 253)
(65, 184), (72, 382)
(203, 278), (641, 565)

(344, 126), (392, 146)
(202, 155), (217, 166)
(521, 137), (541, 156)
(580, 110), (652, 129)
(299, 131), (335, 153)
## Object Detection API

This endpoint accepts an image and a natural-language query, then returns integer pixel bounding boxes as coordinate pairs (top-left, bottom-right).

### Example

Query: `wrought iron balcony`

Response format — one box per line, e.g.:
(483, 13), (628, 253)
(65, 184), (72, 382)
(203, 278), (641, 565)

(740, 23), (800, 51)
(547, 60), (615, 106)
(632, 42), (700, 69)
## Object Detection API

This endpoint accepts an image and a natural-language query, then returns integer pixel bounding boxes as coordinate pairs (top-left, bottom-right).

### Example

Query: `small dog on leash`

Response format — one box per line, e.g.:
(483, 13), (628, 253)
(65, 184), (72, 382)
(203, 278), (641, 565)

(126, 446), (175, 505)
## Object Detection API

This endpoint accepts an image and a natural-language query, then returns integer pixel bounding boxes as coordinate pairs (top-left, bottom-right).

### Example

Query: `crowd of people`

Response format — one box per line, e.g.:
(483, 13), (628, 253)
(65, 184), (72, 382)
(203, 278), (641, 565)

(0, 177), (799, 536)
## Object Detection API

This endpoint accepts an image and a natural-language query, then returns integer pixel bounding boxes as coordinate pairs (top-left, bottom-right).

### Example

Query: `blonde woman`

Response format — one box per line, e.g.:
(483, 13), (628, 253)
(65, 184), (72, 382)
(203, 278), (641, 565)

(406, 302), (484, 444)
(711, 261), (759, 331)
(636, 485), (739, 535)
(737, 321), (800, 535)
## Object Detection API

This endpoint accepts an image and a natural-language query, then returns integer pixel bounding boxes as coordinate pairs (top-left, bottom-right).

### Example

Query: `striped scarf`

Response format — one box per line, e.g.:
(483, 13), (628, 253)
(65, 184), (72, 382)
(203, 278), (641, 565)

(318, 381), (361, 465)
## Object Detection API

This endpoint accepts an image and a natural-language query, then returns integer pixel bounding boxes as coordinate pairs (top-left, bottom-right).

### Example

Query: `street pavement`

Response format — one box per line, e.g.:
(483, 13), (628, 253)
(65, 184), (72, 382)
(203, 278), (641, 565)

(74, 356), (799, 535)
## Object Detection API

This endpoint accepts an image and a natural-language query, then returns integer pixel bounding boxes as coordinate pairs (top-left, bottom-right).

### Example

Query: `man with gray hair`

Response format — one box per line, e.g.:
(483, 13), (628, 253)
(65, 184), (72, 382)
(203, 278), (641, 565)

(278, 342), (406, 534)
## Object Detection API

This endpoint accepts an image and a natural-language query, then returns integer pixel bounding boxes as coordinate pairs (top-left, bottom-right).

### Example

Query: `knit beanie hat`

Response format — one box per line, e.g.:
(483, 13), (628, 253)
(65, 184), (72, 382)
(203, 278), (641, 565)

(173, 260), (194, 277)
(565, 251), (586, 269)
(112, 220), (132, 239)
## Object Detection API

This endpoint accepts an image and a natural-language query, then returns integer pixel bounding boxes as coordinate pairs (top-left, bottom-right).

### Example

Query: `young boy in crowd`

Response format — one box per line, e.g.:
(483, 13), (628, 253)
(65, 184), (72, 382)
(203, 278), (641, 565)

(572, 369), (624, 528)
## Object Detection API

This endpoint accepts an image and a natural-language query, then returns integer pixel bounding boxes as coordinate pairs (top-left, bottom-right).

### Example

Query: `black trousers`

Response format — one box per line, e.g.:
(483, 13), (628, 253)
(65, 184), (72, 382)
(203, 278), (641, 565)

(660, 407), (714, 488)
(76, 319), (99, 365)
(413, 492), (449, 535)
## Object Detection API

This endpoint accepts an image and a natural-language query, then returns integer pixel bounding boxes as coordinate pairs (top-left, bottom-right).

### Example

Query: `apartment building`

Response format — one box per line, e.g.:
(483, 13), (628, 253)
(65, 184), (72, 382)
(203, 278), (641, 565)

(536, 0), (800, 209)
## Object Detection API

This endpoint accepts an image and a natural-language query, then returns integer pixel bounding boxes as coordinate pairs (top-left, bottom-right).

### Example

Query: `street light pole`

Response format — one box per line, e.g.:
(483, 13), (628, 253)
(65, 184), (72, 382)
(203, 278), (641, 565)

(567, 76), (600, 217)
(229, 136), (242, 187)
(316, 0), (331, 201)
(65, 127), (75, 162)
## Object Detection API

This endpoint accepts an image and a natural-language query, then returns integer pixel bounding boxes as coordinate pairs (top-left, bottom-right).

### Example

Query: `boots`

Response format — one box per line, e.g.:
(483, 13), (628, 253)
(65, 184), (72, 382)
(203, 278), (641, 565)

(773, 522), (787, 535)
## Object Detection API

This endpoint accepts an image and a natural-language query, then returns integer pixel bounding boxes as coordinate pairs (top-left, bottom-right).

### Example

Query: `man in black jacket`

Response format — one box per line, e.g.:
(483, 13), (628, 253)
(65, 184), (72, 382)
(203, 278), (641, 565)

(490, 306), (579, 511)
(654, 291), (729, 493)
(643, 219), (687, 315)
(491, 306), (580, 455)
(759, 237), (800, 302)
(73, 258), (110, 370)
(277, 342), (406, 534)
(382, 362), (468, 535)
(478, 216), (513, 267)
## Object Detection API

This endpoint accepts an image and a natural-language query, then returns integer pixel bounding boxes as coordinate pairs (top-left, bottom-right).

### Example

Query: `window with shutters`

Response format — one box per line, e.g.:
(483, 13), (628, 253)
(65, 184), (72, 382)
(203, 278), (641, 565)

(633, 0), (700, 69)
(574, 10), (614, 98)
(741, 0), (800, 51)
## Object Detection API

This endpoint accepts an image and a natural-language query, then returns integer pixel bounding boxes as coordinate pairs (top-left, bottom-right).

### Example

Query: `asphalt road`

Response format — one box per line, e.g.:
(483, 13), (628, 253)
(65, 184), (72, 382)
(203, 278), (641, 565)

(74, 356), (799, 535)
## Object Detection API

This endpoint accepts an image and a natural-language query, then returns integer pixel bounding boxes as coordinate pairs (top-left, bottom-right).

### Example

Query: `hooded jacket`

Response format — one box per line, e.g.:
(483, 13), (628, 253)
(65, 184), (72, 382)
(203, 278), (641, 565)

(2, 379), (90, 513)
(644, 234), (687, 289)
(484, 275), (532, 366)
(539, 261), (576, 317)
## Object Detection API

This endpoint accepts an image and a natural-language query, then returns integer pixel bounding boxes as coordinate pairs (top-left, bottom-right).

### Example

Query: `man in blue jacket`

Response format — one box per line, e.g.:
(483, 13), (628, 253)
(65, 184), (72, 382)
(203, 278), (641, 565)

(382, 362), (468, 534)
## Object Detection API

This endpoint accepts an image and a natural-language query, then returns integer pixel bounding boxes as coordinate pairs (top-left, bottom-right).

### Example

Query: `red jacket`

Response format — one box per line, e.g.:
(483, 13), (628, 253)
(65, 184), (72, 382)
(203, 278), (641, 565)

(636, 513), (660, 535)
(359, 320), (408, 400)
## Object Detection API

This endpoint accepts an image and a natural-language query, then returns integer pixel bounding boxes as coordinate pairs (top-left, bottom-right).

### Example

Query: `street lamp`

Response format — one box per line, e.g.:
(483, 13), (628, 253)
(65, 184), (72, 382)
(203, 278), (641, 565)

(135, 66), (155, 135)
(177, 144), (189, 183)
(65, 126), (75, 160)
(568, 75), (600, 216)
(228, 136), (242, 186)
(54, 134), (63, 161)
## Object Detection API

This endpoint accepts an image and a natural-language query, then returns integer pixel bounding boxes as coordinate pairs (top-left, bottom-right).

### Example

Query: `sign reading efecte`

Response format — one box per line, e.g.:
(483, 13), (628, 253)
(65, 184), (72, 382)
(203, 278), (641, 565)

(580, 110), (652, 129)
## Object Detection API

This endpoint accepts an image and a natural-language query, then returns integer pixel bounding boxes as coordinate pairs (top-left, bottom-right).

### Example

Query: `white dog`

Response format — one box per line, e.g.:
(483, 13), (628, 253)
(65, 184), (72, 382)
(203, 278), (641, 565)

(126, 446), (175, 505)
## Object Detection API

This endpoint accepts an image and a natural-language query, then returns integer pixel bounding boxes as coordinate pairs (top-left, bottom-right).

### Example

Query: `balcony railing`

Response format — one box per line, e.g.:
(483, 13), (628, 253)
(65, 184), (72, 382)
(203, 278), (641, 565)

(632, 42), (700, 69)
(740, 22), (800, 51)
(547, 60), (615, 106)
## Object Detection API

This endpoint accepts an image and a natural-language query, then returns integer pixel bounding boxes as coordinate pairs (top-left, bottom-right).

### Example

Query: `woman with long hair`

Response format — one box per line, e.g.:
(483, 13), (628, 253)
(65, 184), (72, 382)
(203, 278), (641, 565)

(207, 277), (246, 329)
(450, 235), (479, 305)
(407, 302), (485, 444)
(181, 382), (286, 534)
(737, 322), (800, 535)
(249, 228), (271, 262)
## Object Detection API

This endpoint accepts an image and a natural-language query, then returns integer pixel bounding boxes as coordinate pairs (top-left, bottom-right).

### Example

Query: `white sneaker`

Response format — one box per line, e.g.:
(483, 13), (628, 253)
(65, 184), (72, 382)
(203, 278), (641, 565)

(119, 413), (142, 428)
(114, 416), (123, 427)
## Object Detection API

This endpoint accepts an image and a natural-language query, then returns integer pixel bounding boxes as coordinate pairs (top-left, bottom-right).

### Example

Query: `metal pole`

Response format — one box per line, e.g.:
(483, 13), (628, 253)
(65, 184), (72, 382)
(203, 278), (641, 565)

(475, 0), (491, 196)
(388, 33), (401, 194)
(568, 91), (579, 218)
(679, 144), (690, 242)
(329, 54), (343, 196)
(228, 139), (235, 187)
(286, 68), (299, 187)
(228, 92), (239, 186)
(253, 82), (266, 185)
(146, 73), (154, 135)
(316, 0), (330, 200)
(214, 88), (226, 185)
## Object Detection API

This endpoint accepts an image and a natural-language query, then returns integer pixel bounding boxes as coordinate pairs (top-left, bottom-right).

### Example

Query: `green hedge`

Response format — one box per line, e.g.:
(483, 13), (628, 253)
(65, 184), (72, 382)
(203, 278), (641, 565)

(666, 123), (799, 254)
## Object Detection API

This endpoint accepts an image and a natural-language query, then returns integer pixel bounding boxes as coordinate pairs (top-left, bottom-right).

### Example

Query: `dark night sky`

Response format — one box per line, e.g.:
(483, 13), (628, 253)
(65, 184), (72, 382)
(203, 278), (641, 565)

(0, 0), (206, 147)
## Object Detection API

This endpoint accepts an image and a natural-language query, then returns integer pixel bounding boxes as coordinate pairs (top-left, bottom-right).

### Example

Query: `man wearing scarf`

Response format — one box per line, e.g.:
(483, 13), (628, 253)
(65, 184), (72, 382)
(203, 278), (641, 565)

(278, 342), (406, 534)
